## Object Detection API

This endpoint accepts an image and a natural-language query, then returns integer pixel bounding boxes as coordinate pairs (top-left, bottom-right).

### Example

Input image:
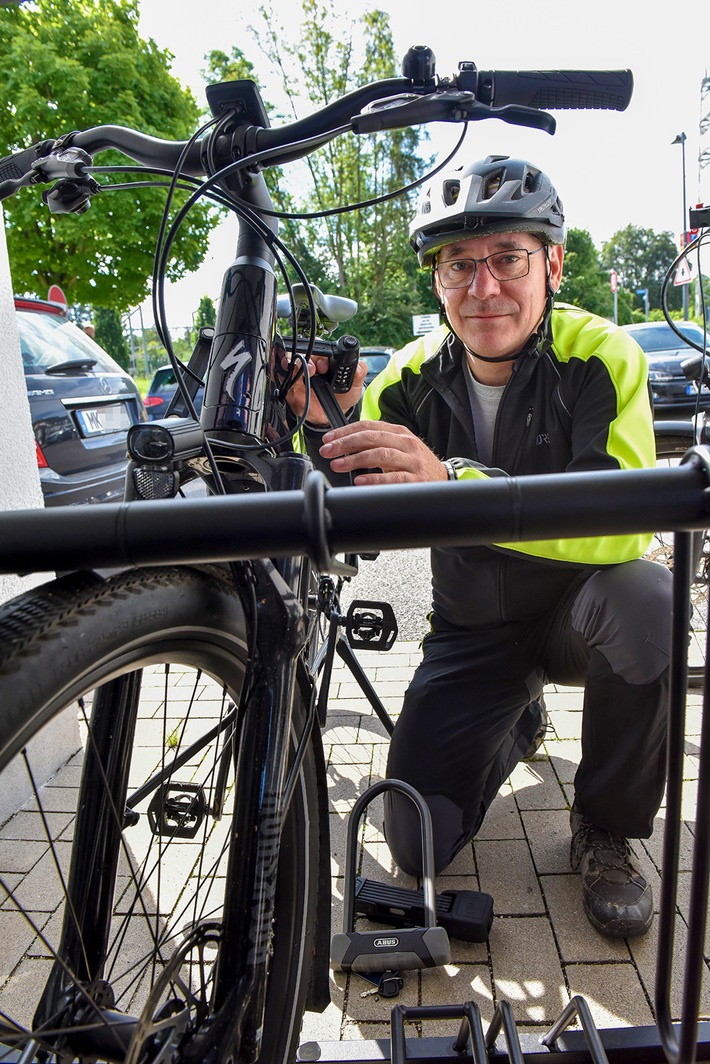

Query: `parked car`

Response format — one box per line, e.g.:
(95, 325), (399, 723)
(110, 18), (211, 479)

(144, 364), (204, 421)
(360, 346), (395, 388)
(622, 320), (709, 417)
(16, 296), (146, 506)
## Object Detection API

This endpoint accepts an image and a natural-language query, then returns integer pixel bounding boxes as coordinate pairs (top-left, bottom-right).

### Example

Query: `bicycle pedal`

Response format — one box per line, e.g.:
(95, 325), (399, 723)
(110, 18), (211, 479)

(148, 782), (207, 839)
(345, 600), (397, 650)
(354, 876), (493, 943)
(331, 924), (450, 974)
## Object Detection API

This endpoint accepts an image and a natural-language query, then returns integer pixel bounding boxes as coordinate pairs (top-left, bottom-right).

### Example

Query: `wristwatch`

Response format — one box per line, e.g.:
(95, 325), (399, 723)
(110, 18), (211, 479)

(443, 460), (457, 481)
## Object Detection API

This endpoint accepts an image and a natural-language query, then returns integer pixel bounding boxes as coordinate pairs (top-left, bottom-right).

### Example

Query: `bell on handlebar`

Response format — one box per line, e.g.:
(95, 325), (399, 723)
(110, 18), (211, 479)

(402, 45), (436, 84)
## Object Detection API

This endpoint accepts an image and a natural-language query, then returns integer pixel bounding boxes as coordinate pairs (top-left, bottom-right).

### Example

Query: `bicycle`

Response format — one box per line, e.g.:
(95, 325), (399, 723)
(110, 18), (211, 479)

(0, 46), (696, 1064)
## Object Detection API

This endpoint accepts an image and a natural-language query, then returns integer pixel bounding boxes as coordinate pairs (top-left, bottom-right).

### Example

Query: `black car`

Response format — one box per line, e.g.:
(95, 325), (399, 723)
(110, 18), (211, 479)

(622, 320), (709, 417)
(17, 296), (146, 506)
(359, 346), (394, 388)
(144, 364), (204, 421)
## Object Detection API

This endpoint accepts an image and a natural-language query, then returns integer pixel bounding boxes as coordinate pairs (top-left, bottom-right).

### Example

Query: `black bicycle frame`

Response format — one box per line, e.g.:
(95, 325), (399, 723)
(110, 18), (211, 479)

(174, 166), (320, 1057)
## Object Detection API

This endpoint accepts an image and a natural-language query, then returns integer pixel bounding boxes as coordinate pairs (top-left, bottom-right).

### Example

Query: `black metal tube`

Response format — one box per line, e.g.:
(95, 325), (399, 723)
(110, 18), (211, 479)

(679, 635), (710, 1062)
(2, 464), (709, 576)
(655, 532), (692, 1062)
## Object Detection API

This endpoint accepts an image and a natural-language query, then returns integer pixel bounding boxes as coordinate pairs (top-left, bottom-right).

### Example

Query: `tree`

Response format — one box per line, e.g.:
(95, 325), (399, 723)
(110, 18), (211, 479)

(0, 0), (217, 312)
(94, 306), (129, 369)
(601, 225), (682, 315)
(194, 294), (216, 331)
(241, 1), (430, 348)
(555, 227), (638, 322)
(557, 228), (614, 319)
(202, 46), (265, 101)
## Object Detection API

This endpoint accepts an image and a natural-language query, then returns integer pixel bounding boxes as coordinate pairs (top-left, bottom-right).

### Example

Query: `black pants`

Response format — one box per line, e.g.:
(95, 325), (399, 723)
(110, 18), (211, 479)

(384, 559), (671, 876)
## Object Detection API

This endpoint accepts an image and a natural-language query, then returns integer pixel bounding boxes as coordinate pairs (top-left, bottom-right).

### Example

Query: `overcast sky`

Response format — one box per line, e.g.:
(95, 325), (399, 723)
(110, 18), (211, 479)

(136, 0), (709, 330)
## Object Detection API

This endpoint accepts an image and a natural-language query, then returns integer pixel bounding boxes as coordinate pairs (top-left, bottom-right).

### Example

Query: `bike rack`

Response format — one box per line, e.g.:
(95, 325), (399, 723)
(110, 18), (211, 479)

(299, 526), (710, 1064)
(1, 469), (710, 1060)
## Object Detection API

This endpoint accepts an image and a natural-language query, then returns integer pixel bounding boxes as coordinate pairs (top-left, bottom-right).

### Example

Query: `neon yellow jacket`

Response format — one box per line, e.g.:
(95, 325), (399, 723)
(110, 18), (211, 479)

(359, 304), (655, 626)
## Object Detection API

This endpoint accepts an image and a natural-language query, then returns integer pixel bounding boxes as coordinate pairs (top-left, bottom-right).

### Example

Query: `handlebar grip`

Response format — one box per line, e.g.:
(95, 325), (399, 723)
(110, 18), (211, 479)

(475, 69), (633, 111)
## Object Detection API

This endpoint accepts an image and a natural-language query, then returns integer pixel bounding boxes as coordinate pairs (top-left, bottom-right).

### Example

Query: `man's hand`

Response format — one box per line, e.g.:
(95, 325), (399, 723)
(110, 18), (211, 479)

(319, 421), (449, 485)
(283, 353), (367, 426)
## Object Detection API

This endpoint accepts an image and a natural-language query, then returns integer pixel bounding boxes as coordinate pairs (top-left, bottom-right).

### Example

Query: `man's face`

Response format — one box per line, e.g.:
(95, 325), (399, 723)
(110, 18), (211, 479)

(433, 232), (564, 360)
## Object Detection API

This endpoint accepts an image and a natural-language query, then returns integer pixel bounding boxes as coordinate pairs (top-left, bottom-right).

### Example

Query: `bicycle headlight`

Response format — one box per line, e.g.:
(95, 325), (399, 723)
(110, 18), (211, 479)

(127, 417), (205, 463)
(128, 423), (174, 463)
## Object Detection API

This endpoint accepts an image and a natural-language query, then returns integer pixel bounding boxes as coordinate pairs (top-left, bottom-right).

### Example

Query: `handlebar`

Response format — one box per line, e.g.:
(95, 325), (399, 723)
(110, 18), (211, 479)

(0, 460), (706, 574)
(0, 47), (633, 203)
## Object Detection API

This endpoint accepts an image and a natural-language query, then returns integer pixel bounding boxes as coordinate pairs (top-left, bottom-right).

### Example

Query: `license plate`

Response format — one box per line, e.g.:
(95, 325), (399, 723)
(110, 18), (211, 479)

(75, 402), (132, 437)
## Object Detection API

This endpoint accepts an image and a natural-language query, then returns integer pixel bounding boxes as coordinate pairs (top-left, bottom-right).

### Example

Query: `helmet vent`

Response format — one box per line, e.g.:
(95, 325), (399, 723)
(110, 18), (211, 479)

(442, 180), (460, 206)
(482, 172), (502, 199)
(523, 169), (538, 193)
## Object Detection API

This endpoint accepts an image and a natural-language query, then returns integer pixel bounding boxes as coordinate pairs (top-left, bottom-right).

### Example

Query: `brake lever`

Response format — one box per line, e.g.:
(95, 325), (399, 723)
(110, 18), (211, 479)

(351, 91), (555, 135)
(352, 91), (477, 133)
(32, 145), (93, 182)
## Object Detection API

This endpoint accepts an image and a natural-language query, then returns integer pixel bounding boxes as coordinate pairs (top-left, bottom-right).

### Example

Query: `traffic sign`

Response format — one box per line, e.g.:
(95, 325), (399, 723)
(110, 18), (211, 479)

(609, 270), (618, 294)
(673, 256), (695, 286)
(47, 284), (68, 311)
(412, 313), (440, 335)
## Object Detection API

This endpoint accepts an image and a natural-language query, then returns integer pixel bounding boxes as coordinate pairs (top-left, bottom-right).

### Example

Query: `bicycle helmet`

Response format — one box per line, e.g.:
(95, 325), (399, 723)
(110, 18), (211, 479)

(410, 155), (565, 266)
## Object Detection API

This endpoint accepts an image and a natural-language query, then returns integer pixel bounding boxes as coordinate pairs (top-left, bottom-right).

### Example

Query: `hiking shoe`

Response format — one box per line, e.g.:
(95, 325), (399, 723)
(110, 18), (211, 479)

(523, 697), (549, 760)
(570, 808), (653, 938)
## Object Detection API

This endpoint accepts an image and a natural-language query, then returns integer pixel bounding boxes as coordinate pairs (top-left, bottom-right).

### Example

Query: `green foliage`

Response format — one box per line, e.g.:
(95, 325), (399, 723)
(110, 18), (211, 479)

(202, 47), (259, 87)
(601, 225), (682, 314)
(0, 0), (218, 312)
(557, 229), (615, 319)
(244, 2), (431, 348)
(194, 294), (216, 330)
(94, 306), (129, 369)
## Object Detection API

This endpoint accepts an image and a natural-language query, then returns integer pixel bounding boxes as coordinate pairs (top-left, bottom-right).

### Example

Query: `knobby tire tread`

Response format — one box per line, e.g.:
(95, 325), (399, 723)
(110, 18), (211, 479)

(0, 565), (321, 1064)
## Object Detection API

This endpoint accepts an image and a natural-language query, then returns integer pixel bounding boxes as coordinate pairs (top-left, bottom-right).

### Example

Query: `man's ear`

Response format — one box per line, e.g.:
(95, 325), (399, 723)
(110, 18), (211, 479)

(431, 269), (444, 305)
(549, 244), (564, 293)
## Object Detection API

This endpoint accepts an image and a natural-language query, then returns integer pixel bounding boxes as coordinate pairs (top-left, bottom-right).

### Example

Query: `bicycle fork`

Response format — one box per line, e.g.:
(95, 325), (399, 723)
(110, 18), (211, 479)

(176, 553), (308, 1064)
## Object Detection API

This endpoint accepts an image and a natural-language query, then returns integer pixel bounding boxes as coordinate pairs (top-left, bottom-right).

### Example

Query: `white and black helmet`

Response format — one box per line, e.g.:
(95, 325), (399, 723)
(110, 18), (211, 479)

(410, 155), (566, 266)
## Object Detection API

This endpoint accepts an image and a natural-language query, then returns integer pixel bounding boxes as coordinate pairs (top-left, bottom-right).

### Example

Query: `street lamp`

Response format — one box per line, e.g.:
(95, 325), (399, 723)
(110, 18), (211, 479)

(672, 132), (689, 321)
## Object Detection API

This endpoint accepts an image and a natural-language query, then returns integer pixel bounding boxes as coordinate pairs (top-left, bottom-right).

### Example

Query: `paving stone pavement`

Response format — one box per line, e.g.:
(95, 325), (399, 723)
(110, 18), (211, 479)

(298, 639), (710, 1051)
(0, 638), (708, 1057)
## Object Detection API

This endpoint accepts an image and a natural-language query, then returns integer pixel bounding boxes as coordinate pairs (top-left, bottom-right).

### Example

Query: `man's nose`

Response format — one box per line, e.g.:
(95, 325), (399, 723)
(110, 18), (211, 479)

(467, 261), (500, 295)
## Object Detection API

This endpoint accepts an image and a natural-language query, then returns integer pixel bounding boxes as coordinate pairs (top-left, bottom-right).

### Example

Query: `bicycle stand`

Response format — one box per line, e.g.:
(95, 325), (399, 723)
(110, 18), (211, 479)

(298, 1018), (710, 1062)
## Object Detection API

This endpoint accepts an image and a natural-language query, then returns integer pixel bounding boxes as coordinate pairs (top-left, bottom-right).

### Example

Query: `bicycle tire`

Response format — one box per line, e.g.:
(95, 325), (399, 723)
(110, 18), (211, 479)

(0, 565), (320, 1064)
(653, 430), (708, 687)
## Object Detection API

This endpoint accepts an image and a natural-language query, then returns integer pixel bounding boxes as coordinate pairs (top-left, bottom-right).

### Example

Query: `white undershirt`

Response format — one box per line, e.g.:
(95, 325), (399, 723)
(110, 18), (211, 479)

(464, 362), (505, 466)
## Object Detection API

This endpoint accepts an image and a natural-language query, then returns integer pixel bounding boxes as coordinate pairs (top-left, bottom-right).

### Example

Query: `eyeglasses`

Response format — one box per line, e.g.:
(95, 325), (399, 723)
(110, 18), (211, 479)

(435, 246), (545, 289)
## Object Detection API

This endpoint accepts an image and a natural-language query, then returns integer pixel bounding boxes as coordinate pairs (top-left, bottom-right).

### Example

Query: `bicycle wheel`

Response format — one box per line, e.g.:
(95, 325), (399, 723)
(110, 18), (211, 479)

(0, 565), (321, 1064)
(653, 430), (708, 686)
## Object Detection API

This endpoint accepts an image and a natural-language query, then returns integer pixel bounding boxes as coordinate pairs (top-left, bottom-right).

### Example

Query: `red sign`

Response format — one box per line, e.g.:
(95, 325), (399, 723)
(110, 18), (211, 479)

(609, 270), (618, 294)
(47, 284), (68, 310)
